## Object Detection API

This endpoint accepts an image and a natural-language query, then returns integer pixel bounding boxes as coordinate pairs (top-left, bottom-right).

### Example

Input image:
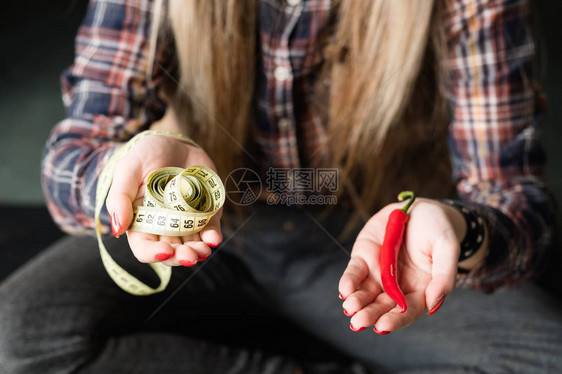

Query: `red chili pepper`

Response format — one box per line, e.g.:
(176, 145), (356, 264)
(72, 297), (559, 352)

(379, 191), (415, 313)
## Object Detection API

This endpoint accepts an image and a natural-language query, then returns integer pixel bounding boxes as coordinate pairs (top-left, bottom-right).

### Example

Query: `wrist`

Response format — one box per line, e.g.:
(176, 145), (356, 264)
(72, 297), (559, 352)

(457, 226), (488, 271)
(141, 130), (200, 152)
(439, 199), (489, 271)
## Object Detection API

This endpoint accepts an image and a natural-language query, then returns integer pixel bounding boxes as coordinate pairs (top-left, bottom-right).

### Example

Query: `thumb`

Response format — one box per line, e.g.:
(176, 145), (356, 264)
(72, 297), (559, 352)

(338, 238), (373, 299)
(105, 158), (142, 237)
(425, 229), (458, 315)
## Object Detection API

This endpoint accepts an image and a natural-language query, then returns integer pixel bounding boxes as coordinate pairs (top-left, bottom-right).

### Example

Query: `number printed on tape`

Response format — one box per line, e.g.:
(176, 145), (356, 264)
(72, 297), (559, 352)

(129, 166), (224, 236)
(94, 130), (224, 295)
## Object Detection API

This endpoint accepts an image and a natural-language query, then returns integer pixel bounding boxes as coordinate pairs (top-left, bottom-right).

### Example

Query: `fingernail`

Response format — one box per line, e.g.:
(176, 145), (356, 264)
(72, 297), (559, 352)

(198, 255), (209, 261)
(343, 309), (356, 317)
(179, 260), (197, 267)
(350, 323), (366, 332)
(206, 242), (220, 249)
(427, 293), (446, 316)
(155, 253), (172, 262)
(374, 327), (390, 335)
(339, 293), (346, 300)
(111, 212), (120, 238)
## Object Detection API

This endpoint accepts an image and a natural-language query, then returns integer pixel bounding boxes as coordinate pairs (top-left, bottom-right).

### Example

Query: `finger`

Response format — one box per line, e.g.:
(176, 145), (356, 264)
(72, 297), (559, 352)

(373, 291), (426, 333)
(199, 208), (223, 248)
(184, 240), (212, 261)
(339, 255), (370, 300)
(349, 293), (395, 332)
(149, 235), (182, 263)
(178, 233), (210, 260)
(173, 242), (202, 267)
(126, 230), (175, 263)
(342, 279), (381, 316)
(425, 228), (458, 315)
(105, 157), (142, 237)
(158, 235), (182, 259)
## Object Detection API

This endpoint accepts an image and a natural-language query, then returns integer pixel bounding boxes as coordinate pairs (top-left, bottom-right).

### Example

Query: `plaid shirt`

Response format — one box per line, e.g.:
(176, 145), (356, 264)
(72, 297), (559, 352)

(42, 0), (555, 292)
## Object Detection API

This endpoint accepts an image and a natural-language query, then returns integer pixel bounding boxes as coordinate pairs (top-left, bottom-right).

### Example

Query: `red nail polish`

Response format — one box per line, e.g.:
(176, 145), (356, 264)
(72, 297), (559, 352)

(155, 253), (172, 262)
(343, 309), (356, 317)
(427, 294), (446, 316)
(179, 260), (197, 267)
(374, 327), (390, 335)
(339, 293), (346, 300)
(111, 212), (120, 238)
(206, 242), (220, 249)
(350, 323), (366, 332)
(198, 255), (209, 261)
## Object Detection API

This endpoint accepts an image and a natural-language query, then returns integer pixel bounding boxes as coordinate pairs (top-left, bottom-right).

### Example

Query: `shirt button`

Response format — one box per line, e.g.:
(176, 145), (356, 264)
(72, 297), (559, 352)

(274, 66), (290, 81)
(287, 0), (301, 6)
(278, 118), (292, 130)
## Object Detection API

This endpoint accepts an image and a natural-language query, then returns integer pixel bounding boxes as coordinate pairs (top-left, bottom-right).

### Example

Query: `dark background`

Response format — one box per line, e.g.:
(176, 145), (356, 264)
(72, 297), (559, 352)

(0, 1), (560, 297)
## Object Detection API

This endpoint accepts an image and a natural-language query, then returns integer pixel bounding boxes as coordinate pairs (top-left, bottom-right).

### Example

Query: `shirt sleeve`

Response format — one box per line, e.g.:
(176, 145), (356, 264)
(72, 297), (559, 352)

(41, 0), (166, 235)
(443, 0), (555, 292)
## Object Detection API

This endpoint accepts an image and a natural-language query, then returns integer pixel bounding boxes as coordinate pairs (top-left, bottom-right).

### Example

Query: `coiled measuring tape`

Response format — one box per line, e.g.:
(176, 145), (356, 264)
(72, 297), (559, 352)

(95, 130), (225, 295)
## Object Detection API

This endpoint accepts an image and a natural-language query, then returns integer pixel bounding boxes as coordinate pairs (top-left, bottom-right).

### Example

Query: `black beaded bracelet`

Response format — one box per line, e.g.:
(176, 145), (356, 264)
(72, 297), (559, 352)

(441, 200), (485, 262)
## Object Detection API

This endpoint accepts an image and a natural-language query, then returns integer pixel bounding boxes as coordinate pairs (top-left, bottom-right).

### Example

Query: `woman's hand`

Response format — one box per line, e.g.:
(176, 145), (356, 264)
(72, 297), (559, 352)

(338, 199), (470, 333)
(105, 133), (222, 267)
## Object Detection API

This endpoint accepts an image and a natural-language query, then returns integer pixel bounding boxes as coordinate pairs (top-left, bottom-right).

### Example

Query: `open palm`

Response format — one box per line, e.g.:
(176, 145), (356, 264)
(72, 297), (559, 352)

(105, 133), (223, 267)
(339, 199), (463, 333)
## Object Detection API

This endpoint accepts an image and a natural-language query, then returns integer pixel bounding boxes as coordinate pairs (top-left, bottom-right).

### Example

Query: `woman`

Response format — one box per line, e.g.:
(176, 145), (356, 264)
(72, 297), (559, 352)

(1, 0), (561, 372)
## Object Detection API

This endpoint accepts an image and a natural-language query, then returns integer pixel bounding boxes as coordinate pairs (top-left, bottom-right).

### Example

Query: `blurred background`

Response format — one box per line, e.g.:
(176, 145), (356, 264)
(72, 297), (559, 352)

(0, 1), (560, 293)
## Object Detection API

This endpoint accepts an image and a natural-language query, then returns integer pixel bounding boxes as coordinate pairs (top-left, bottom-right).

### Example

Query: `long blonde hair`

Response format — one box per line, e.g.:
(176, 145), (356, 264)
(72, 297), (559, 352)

(150, 0), (453, 220)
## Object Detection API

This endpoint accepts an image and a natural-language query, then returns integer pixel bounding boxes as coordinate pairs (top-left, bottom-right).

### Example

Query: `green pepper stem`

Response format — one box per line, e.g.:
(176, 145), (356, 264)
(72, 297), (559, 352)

(397, 191), (416, 213)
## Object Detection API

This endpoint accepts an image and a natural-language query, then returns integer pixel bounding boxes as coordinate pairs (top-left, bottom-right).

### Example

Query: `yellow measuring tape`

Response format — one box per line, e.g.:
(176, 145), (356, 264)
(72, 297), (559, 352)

(95, 130), (225, 295)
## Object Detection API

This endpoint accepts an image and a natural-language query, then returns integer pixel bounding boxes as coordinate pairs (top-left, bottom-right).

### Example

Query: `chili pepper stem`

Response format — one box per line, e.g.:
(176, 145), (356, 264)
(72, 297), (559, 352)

(397, 191), (416, 213)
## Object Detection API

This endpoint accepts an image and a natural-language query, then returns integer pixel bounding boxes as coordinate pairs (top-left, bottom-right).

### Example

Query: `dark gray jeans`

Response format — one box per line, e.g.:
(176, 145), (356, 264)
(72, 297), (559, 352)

(1, 202), (562, 373)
